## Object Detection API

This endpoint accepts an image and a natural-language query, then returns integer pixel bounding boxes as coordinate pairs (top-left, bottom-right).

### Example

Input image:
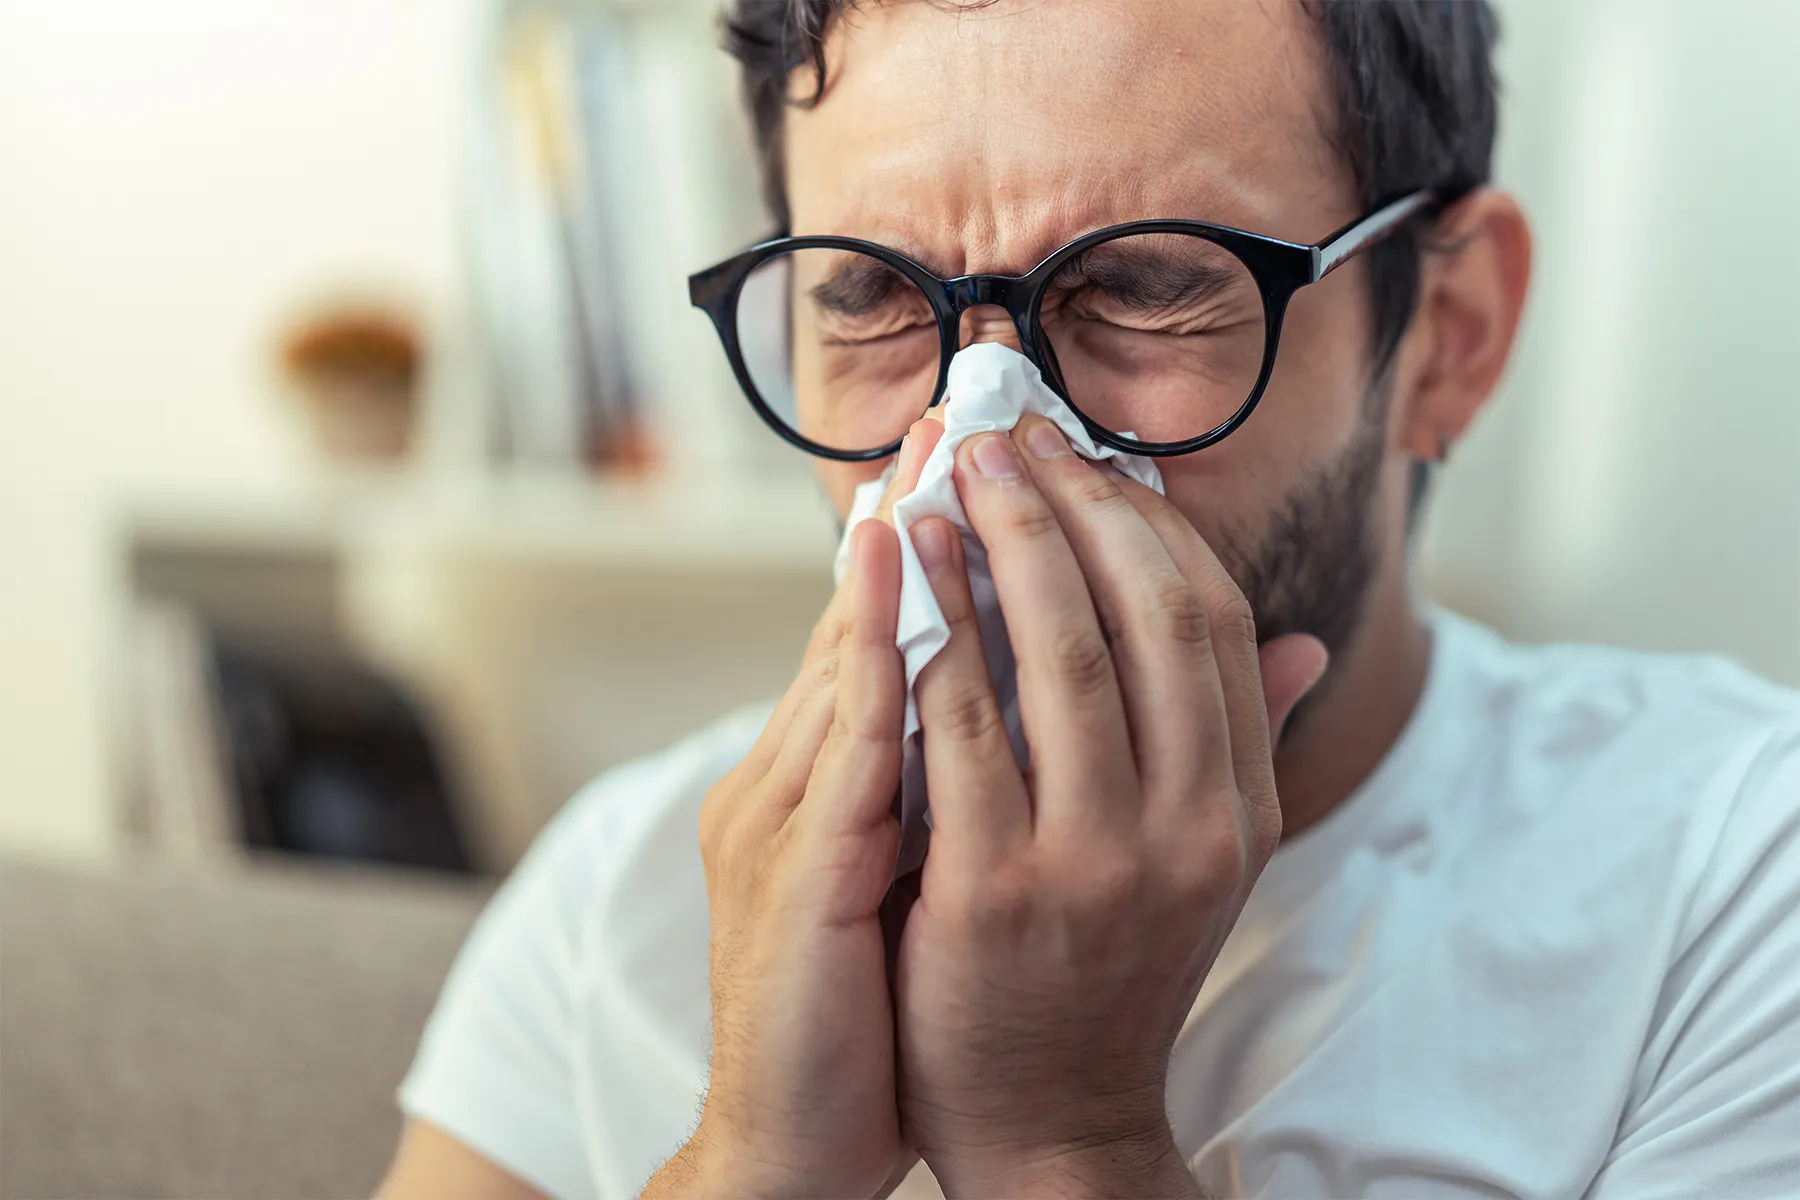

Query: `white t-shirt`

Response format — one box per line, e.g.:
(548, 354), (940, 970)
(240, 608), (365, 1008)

(400, 612), (1800, 1199)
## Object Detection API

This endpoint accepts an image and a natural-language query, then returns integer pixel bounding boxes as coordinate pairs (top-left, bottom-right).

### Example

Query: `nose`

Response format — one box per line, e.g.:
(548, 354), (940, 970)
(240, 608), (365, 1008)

(958, 305), (1024, 352)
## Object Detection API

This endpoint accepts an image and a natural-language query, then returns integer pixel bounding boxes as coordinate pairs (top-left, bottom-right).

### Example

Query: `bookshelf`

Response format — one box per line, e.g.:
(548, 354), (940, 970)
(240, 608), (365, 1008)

(123, 469), (840, 575)
(117, 466), (841, 872)
(105, 0), (822, 873)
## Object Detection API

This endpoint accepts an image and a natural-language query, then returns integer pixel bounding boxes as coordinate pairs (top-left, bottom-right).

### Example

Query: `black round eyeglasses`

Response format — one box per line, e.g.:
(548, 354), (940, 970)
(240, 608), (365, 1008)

(688, 190), (1439, 462)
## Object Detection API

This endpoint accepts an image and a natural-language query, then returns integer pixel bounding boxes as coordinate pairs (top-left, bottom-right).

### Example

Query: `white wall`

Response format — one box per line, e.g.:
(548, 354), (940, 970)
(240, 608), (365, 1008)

(0, 0), (472, 858)
(2, 0), (1795, 864)
(1423, 0), (1800, 684)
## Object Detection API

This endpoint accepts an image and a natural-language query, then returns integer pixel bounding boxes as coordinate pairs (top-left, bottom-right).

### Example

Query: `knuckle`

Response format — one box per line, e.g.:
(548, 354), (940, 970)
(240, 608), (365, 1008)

(1000, 497), (1062, 542)
(1237, 783), (1284, 864)
(1175, 816), (1251, 906)
(712, 807), (760, 880)
(932, 676), (1006, 745)
(697, 776), (745, 865)
(822, 706), (866, 752)
(811, 612), (851, 657)
(1093, 596), (1128, 651)
(1246, 801), (1283, 868)
(1066, 465), (1134, 515)
(846, 606), (894, 651)
(1145, 577), (1211, 647)
(1129, 478), (1177, 518)
(1069, 847), (1145, 912)
(697, 792), (724, 857)
(1213, 593), (1258, 648)
(827, 703), (882, 748)
(955, 860), (1036, 927)
(943, 603), (982, 646)
(1046, 627), (1117, 697)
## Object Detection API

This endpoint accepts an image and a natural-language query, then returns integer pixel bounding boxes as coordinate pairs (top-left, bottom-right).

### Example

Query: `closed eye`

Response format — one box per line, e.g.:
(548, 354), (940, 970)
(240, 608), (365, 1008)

(808, 255), (935, 343)
(1045, 238), (1260, 333)
(810, 256), (912, 317)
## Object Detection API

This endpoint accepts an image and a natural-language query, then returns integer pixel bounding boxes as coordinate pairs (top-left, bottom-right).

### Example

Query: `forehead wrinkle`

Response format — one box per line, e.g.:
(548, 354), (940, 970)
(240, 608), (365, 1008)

(799, 172), (1160, 280)
(784, 0), (1356, 267)
(810, 158), (1277, 284)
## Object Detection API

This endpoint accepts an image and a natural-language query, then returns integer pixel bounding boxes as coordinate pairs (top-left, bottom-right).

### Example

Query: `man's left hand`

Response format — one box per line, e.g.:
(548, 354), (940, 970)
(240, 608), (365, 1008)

(893, 414), (1328, 1197)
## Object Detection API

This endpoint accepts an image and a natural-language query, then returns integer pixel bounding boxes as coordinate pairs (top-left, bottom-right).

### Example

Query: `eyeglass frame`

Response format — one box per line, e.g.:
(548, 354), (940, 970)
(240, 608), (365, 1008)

(688, 188), (1442, 462)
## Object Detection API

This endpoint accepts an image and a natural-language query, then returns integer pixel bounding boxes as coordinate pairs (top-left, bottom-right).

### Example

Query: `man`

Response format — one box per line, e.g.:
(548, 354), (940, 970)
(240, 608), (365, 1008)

(380, 1), (1800, 1196)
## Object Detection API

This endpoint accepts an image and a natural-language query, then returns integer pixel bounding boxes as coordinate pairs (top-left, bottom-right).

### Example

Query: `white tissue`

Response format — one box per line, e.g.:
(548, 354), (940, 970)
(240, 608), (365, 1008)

(833, 343), (1165, 877)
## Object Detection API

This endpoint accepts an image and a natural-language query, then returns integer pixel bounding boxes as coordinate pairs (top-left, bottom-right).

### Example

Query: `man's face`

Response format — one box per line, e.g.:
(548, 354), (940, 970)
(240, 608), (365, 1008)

(785, 0), (1408, 653)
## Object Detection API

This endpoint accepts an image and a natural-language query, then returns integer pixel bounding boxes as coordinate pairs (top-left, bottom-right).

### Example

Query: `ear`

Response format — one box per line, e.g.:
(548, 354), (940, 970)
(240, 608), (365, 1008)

(1395, 186), (1533, 461)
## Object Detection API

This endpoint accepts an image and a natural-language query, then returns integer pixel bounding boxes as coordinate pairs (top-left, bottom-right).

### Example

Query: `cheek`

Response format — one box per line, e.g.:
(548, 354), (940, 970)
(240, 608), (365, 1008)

(1212, 265), (1381, 479)
(1151, 269), (1378, 556)
(816, 458), (886, 519)
(1155, 455), (1275, 575)
(1261, 261), (1378, 451)
(795, 351), (879, 516)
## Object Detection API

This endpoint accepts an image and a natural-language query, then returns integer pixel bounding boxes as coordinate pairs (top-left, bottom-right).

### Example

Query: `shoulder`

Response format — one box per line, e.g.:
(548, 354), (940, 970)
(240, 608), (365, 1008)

(458, 699), (770, 962)
(398, 703), (769, 1199)
(546, 699), (770, 967)
(548, 700), (772, 896)
(1436, 610), (1800, 824)
(1444, 609), (1798, 745)
(1430, 611), (1800, 969)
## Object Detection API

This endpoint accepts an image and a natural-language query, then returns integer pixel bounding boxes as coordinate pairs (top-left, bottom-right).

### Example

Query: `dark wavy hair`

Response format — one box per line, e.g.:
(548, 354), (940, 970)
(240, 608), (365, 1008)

(719, 0), (1499, 376)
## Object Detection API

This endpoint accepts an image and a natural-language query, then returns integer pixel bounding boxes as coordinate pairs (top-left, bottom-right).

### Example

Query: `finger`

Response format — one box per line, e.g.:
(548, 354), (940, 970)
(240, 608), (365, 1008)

(801, 417), (939, 675)
(748, 420), (946, 780)
(1011, 416), (1227, 803)
(765, 663), (843, 801)
(910, 515), (1031, 860)
(875, 417), (944, 523)
(760, 458), (920, 804)
(1103, 469), (1327, 808)
(719, 595), (856, 853)
(741, 595), (852, 783)
(953, 431), (1134, 828)
(1259, 633), (1330, 745)
(793, 518), (906, 844)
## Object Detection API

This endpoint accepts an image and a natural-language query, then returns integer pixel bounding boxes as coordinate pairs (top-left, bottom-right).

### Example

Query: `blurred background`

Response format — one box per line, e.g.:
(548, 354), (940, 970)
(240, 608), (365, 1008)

(0, 0), (1796, 1195)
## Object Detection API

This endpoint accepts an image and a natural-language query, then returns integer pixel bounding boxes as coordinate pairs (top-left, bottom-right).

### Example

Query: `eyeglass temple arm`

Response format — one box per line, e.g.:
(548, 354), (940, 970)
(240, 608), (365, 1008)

(1310, 190), (1437, 282)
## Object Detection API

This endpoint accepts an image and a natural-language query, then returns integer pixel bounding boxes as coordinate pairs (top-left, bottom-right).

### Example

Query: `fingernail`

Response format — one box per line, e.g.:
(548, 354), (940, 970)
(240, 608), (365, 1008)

(913, 519), (953, 569)
(896, 433), (914, 474)
(1023, 420), (1071, 460)
(970, 433), (1022, 480)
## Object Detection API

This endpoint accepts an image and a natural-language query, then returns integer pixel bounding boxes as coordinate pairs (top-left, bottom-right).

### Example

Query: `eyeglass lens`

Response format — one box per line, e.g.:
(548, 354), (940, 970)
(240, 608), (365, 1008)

(1038, 232), (1266, 444)
(733, 232), (1266, 456)
(735, 247), (938, 455)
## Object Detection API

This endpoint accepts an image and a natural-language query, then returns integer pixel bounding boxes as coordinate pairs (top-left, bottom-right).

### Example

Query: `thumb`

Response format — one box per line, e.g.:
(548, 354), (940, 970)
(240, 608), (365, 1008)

(1257, 633), (1330, 744)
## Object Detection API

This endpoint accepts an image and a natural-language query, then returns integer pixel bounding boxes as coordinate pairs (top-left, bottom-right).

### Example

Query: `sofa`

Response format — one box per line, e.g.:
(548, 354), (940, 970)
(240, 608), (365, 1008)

(0, 855), (487, 1200)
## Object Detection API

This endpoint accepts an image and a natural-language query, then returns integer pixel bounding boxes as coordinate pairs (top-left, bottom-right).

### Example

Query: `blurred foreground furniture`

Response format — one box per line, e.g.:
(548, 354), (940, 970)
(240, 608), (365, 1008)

(120, 473), (835, 874)
(0, 856), (487, 1200)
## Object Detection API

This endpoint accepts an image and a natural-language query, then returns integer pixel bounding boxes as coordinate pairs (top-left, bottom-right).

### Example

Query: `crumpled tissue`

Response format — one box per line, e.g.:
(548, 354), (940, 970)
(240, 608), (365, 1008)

(833, 342), (1165, 878)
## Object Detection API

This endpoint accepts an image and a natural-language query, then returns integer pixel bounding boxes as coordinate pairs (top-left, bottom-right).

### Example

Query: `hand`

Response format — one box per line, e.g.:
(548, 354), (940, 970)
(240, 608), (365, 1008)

(645, 424), (943, 1199)
(892, 415), (1328, 1197)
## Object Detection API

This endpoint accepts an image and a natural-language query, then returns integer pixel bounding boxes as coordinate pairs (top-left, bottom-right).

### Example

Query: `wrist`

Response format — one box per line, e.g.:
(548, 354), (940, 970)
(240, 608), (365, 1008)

(651, 1123), (786, 1200)
(935, 1127), (1202, 1200)
(660, 1115), (902, 1200)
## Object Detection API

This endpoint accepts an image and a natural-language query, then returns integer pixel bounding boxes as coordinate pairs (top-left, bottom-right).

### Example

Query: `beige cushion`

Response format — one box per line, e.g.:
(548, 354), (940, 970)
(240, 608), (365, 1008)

(0, 856), (486, 1200)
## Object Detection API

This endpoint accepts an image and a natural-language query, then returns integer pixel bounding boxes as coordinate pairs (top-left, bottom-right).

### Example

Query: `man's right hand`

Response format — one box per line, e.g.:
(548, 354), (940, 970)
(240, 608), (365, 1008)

(642, 421), (942, 1199)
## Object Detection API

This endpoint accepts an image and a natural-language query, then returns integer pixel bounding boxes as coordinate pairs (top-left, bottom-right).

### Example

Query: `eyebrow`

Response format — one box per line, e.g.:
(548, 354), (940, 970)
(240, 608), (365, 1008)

(804, 237), (1244, 317)
(1052, 243), (1243, 311)
(808, 256), (914, 317)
